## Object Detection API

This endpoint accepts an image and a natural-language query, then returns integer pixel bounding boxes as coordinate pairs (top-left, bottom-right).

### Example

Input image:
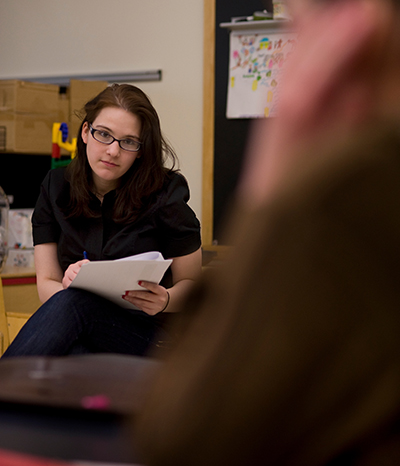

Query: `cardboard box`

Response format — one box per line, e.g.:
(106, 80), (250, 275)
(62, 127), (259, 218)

(0, 112), (53, 154)
(0, 80), (59, 153)
(0, 79), (108, 153)
(0, 80), (59, 115)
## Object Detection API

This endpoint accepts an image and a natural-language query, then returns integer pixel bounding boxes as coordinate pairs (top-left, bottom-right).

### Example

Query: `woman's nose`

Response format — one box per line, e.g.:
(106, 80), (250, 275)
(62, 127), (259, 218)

(106, 140), (121, 156)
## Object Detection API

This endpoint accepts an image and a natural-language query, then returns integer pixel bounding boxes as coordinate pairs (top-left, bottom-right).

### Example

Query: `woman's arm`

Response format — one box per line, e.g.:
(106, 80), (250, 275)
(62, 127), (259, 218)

(34, 243), (64, 303)
(123, 247), (202, 315)
(34, 243), (89, 303)
(166, 247), (203, 311)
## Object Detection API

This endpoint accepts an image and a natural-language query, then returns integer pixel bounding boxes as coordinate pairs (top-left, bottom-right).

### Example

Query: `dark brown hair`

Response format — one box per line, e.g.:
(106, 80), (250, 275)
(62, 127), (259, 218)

(66, 83), (178, 222)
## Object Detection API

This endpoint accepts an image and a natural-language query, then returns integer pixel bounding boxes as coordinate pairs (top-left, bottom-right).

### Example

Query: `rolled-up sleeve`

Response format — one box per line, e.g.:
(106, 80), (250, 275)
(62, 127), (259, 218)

(156, 173), (201, 258)
(31, 170), (61, 246)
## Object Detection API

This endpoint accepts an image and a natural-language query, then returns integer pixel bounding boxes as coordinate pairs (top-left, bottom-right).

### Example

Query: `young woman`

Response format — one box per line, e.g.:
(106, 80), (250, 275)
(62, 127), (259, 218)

(2, 84), (202, 358)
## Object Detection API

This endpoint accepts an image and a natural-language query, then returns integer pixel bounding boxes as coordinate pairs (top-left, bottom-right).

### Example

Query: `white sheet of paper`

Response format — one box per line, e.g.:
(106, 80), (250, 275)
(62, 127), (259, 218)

(70, 251), (172, 310)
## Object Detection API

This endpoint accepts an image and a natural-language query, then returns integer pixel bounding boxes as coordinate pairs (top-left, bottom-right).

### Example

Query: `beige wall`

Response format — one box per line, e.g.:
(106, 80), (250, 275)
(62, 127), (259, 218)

(0, 0), (204, 218)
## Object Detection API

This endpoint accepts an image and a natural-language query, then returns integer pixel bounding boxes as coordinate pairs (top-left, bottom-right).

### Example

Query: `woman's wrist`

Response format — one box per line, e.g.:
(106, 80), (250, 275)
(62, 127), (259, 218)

(159, 290), (170, 313)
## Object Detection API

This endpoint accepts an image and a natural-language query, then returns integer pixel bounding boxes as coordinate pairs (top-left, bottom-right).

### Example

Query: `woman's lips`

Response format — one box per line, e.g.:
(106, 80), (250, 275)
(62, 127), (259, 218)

(101, 160), (118, 168)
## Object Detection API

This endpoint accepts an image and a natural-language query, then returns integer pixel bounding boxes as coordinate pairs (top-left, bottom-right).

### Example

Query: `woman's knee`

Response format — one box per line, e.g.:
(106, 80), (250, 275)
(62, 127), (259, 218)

(29, 288), (93, 327)
(42, 288), (95, 311)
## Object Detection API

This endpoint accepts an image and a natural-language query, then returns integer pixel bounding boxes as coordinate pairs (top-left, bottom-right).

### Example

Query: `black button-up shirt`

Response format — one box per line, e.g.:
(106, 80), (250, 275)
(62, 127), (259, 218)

(32, 167), (201, 288)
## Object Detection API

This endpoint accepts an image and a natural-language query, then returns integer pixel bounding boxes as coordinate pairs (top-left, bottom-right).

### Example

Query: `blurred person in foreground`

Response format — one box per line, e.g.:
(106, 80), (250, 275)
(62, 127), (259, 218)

(134, 0), (400, 464)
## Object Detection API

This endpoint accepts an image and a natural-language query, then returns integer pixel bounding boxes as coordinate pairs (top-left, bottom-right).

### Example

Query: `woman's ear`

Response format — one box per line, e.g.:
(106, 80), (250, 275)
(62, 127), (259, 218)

(81, 122), (89, 144)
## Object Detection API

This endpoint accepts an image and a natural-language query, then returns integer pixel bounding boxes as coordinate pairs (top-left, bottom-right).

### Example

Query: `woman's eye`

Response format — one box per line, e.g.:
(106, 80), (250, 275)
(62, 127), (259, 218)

(123, 139), (136, 146)
(99, 131), (111, 138)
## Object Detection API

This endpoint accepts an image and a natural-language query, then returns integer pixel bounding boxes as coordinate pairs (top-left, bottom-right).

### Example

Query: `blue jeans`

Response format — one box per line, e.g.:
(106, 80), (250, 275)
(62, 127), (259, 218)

(1, 288), (174, 358)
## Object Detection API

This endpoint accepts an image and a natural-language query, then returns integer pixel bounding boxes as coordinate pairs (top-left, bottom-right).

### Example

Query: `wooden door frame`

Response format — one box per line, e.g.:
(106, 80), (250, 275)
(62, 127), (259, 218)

(201, 0), (216, 247)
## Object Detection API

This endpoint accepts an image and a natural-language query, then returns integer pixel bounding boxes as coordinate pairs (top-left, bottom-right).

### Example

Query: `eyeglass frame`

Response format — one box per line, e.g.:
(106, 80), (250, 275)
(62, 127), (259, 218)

(88, 124), (142, 152)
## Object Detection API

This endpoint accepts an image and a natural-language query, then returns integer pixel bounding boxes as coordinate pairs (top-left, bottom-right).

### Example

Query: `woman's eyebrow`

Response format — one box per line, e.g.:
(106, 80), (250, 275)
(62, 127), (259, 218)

(94, 124), (141, 140)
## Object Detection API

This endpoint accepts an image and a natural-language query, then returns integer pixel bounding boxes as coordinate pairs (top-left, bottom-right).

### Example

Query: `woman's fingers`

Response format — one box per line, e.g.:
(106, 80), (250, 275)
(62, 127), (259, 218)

(123, 282), (169, 315)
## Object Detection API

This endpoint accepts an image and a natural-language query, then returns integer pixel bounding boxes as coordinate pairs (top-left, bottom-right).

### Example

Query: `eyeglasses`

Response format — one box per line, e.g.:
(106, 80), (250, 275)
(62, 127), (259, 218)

(89, 124), (142, 152)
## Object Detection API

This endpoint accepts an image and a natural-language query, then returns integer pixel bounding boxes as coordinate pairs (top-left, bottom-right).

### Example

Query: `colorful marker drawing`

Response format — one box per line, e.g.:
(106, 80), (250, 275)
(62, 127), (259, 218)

(227, 31), (297, 119)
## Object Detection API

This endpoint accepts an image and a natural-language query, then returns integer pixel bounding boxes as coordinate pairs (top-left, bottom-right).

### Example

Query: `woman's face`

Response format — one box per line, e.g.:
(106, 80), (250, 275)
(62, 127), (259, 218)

(82, 106), (142, 193)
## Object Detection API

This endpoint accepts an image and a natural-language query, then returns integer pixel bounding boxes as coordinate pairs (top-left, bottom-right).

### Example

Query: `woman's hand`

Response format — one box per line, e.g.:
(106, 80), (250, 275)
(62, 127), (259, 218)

(124, 248), (202, 316)
(62, 259), (89, 289)
(123, 281), (170, 316)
